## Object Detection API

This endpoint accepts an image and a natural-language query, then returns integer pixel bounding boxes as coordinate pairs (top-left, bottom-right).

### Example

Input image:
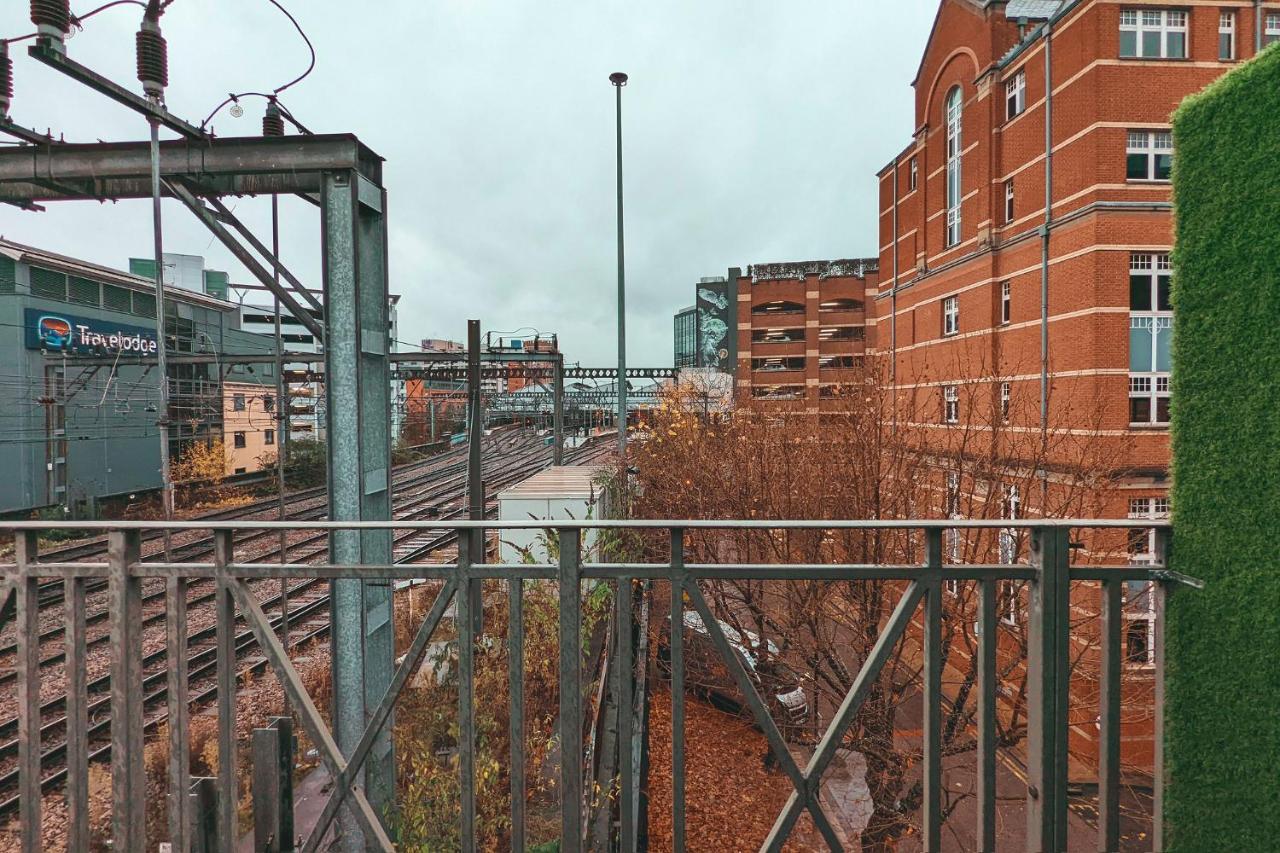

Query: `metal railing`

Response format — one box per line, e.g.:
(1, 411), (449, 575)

(0, 518), (1199, 852)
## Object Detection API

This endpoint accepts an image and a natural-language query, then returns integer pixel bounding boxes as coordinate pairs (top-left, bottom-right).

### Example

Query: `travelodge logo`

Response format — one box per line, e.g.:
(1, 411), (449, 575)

(37, 315), (73, 350)
(25, 308), (158, 354)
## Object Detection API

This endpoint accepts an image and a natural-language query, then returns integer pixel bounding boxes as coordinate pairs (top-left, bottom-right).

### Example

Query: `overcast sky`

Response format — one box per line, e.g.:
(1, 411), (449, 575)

(1, 0), (936, 365)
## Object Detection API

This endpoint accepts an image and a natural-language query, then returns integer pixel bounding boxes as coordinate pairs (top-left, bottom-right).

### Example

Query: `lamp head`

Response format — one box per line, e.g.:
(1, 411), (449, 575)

(609, 72), (628, 87)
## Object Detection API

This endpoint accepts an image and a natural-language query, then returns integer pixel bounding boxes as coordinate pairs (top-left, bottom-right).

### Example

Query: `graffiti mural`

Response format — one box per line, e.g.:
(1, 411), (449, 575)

(696, 280), (734, 371)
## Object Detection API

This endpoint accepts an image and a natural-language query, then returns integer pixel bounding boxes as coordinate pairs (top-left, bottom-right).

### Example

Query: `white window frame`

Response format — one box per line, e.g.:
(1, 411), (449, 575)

(942, 296), (959, 336)
(999, 485), (1022, 623)
(1124, 496), (1169, 665)
(945, 470), (962, 574)
(945, 87), (963, 247)
(1004, 179), (1015, 224)
(1266, 12), (1280, 46)
(1000, 381), (1011, 422)
(1129, 253), (1173, 425)
(1219, 11), (1236, 60)
(909, 156), (918, 191)
(1127, 130), (1174, 182)
(1001, 281), (1012, 325)
(1005, 70), (1026, 120)
(1120, 9), (1188, 58)
(943, 385), (959, 424)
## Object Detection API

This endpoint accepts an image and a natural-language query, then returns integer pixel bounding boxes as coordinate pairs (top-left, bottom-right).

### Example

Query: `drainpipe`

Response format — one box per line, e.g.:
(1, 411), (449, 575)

(891, 154), (900, 434)
(1039, 15), (1054, 503)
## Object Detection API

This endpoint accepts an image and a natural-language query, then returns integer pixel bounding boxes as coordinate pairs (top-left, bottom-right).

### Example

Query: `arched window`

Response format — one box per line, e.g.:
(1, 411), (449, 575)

(945, 86), (963, 247)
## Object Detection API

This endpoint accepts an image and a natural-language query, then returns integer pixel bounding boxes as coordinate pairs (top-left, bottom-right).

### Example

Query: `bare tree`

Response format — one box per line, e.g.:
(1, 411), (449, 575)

(630, 350), (1129, 850)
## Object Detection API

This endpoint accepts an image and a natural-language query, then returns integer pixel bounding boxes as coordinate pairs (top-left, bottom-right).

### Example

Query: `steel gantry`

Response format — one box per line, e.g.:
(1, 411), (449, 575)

(0, 129), (396, 847)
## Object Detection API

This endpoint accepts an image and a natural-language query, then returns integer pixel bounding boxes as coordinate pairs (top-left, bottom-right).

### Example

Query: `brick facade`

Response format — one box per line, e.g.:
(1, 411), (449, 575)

(874, 0), (1277, 516)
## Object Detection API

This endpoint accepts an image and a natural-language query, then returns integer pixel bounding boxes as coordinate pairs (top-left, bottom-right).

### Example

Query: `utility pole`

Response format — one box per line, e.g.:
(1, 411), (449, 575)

(466, 320), (484, 637)
(610, 71), (628, 456)
(137, 2), (184, 847)
(264, 98), (290, 641)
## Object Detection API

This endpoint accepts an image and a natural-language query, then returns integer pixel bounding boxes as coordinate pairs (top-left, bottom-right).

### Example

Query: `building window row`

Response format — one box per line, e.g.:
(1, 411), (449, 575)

(1119, 8), (1277, 60)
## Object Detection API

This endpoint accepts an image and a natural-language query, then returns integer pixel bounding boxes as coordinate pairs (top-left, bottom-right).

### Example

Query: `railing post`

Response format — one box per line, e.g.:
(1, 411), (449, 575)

(1026, 525), (1070, 852)
(1098, 578), (1122, 852)
(618, 572), (635, 851)
(14, 532), (41, 853)
(553, 354), (565, 466)
(167, 571), (191, 852)
(214, 529), (238, 853)
(509, 570), (526, 853)
(669, 528), (686, 853)
(922, 528), (942, 852)
(457, 529), (477, 853)
(1152, 527), (1172, 853)
(977, 578), (997, 851)
(64, 571), (90, 852)
(190, 776), (221, 853)
(253, 716), (295, 852)
(108, 529), (145, 852)
(558, 527), (583, 853)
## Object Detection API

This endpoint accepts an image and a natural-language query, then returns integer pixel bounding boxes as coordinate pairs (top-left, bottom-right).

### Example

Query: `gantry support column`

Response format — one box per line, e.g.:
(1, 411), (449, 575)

(322, 167), (394, 845)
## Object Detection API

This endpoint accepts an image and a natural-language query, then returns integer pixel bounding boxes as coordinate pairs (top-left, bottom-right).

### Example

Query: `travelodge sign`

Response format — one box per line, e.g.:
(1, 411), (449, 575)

(25, 308), (159, 354)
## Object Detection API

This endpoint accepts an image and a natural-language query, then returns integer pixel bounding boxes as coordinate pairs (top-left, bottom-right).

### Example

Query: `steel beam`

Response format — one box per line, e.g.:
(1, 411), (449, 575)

(322, 167), (394, 846)
(28, 42), (205, 139)
(0, 134), (381, 202)
(168, 179), (326, 341)
(206, 195), (325, 315)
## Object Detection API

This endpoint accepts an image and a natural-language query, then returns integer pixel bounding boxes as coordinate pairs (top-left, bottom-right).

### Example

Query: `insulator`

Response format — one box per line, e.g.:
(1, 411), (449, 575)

(135, 21), (168, 96)
(30, 0), (71, 36)
(262, 102), (285, 137)
(0, 44), (12, 117)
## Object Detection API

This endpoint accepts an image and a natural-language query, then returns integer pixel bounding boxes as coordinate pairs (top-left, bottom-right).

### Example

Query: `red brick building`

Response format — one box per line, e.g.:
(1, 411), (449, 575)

(874, 0), (1277, 525)
(869, 0), (1279, 778)
(733, 259), (879, 407)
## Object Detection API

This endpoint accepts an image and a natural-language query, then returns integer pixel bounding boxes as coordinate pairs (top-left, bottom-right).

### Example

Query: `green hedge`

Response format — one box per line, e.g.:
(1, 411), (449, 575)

(1168, 45), (1280, 851)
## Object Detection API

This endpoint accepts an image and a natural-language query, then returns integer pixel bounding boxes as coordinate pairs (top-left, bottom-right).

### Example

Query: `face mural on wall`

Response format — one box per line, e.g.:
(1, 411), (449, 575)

(697, 286), (730, 369)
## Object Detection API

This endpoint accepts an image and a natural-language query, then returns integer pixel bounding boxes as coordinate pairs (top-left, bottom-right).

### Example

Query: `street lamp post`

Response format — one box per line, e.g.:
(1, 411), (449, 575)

(610, 71), (628, 455)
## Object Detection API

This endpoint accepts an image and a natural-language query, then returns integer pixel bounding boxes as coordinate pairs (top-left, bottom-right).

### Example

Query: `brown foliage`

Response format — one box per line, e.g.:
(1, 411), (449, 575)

(628, 355), (1125, 849)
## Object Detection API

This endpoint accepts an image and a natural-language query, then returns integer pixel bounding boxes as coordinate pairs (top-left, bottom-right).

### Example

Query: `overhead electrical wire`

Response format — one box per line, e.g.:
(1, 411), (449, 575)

(198, 0), (315, 131)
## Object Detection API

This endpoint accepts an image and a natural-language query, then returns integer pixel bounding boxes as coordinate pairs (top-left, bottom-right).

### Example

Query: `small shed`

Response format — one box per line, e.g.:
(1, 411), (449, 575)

(497, 466), (607, 564)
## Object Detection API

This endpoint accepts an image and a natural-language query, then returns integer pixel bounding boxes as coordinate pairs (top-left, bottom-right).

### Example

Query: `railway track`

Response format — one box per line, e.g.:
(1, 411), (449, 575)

(0, 430), (613, 825)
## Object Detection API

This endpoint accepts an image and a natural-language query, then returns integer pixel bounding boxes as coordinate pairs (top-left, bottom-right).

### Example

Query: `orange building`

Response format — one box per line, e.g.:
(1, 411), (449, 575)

(222, 381), (277, 475)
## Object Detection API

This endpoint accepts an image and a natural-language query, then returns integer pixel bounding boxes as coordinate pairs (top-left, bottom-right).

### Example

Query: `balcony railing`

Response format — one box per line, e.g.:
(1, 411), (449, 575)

(0, 518), (1198, 852)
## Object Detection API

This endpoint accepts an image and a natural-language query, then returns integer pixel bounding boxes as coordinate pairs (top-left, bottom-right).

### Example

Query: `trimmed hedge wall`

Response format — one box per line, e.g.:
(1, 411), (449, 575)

(1168, 46), (1280, 851)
